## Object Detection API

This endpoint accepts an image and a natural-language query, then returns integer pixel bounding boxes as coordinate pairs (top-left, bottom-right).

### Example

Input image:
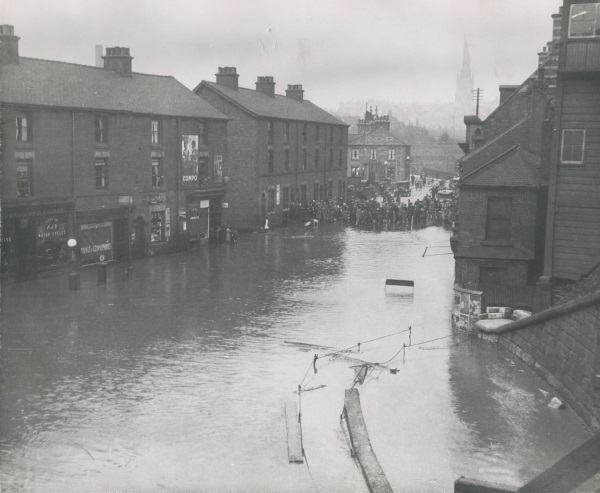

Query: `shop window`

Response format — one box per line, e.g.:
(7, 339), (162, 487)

(485, 197), (512, 240)
(17, 161), (33, 197)
(328, 180), (333, 199)
(479, 267), (509, 285)
(339, 149), (344, 168)
(152, 159), (163, 187)
(329, 149), (333, 168)
(569, 3), (600, 38)
(16, 113), (31, 142)
(95, 159), (108, 190)
(268, 150), (274, 172)
(315, 149), (320, 169)
(301, 184), (307, 203)
(37, 216), (68, 268)
(151, 119), (162, 145)
(351, 149), (360, 160)
(150, 211), (165, 243)
(282, 186), (289, 209)
(303, 149), (307, 170)
(285, 149), (290, 170)
(267, 120), (274, 145)
(268, 189), (275, 213)
(370, 148), (377, 160)
(388, 149), (396, 161)
(95, 116), (107, 144)
(561, 129), (585, 164)
(198, 122), (208, 146)
(313, 182), (319, 200)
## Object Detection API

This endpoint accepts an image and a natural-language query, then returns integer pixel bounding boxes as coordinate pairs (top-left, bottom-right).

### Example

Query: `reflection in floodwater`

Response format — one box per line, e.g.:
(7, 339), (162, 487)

(0, 224), (589, 493)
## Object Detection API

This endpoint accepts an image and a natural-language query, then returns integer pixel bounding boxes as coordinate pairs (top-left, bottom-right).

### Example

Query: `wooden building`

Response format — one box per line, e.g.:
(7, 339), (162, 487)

(194, 68), (348, 230)
(538, 0), (600, 305)
(0, 25), (228, 278)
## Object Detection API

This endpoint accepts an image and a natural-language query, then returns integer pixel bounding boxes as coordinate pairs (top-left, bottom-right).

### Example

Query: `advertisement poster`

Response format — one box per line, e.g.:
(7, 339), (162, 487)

(79, 221), (112, 261)
(182, 134), (199, 185)
(214, 155), (223, 183)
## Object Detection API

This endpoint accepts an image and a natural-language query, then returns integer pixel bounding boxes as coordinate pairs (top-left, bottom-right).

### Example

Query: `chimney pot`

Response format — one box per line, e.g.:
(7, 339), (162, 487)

(215, 66), (239, 90)
(0, 24), (20, 66)
(103, 46), (133, 76)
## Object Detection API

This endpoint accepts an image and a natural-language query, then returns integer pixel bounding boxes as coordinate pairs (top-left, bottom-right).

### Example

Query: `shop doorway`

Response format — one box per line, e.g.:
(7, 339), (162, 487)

(133, 217), (145, 258)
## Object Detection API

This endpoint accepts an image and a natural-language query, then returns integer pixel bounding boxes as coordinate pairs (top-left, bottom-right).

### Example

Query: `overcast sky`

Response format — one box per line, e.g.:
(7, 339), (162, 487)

(2, 0), (562, 109)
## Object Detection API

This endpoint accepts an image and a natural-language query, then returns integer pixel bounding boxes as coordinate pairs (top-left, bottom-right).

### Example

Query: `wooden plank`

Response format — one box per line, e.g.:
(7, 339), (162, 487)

(557, 206), (600, 216)
(285, 401), (303, 463)
(385, 279), (414, 287)
(557, 190), (600, 208)
(555, 225), (600, 236)
(553, 251), (600, 263)
(554, 240), (600, 252)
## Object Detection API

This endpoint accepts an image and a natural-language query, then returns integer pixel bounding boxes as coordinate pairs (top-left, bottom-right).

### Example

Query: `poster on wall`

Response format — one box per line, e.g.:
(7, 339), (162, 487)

(214, 155), (223, 183)
(182, 135), (199, 185)
(80, 221), (112, 262)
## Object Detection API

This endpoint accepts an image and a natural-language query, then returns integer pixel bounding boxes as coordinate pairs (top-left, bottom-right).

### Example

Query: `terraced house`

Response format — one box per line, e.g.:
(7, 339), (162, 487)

(0, 25), (228, 278)
(194, 68), (348, 229)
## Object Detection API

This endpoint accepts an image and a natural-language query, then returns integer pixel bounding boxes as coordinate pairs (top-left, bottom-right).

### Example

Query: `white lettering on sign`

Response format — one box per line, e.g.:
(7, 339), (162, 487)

(38, 230), (66, 239)
(81, 243), (112, 255)
(183, 175), (198, 182)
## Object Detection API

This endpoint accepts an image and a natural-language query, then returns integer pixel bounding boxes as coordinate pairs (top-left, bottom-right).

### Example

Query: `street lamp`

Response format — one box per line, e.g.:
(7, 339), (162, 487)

(67, 238), (80, 290)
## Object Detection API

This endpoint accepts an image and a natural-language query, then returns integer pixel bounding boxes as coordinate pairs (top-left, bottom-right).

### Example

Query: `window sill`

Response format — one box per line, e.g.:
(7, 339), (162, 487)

(559, 161), (584, 166)
(481, 240), (513, 247)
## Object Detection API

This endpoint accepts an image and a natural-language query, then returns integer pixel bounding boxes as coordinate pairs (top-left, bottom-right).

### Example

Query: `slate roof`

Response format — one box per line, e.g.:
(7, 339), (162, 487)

(198, 81), (346, 125)
(349, 127), (409, 146)
(2, 57), (227, 120)
(460, 144), (545, 188)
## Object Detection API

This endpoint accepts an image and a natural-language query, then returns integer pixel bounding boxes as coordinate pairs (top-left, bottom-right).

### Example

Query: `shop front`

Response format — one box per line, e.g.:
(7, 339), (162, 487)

(76, 208), (129, 265)
(1, 203), (73, 278)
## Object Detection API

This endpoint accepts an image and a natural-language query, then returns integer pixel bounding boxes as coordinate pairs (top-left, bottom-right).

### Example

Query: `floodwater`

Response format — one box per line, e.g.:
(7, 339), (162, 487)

(0, 223), (590, 493)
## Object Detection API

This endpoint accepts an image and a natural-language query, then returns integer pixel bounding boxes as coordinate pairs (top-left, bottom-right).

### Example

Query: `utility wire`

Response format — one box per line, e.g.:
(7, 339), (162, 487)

(321, 327), (413, 359)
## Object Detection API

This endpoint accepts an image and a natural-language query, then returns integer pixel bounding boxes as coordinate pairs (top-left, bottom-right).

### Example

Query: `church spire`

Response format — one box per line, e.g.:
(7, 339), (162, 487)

(455, 34), (474, 113)
(460, 34), (472, 80)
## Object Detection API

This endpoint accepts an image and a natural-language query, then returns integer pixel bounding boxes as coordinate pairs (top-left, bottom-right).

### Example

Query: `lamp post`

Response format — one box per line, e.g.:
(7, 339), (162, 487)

(126, 195), (133, 280)
(67, 238), (80, 290)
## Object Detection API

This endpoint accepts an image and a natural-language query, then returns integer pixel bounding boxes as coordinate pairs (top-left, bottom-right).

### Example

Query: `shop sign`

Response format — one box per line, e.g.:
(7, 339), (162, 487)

(222, 203), (229, 208)
(5, 207), (69, 220)
(276, 184), (280, 205)
(37, 217), (67, 239)
(118, 195), (133, 205)
(80, 221), (112, 260)
(182, 134), (200, 185)
(200, 200), (209, 209)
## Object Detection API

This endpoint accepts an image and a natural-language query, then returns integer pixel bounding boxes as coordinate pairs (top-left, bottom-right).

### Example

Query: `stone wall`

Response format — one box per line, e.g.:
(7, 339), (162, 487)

(478, 291), (600, 431)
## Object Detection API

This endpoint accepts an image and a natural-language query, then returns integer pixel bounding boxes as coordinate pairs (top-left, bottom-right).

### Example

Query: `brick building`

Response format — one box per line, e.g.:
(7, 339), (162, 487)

(0, 25), (228, 278)
(348, 107), (411, 184)
(538, 0), (600, 305)
(194, 68), (348, 230)
(452, 12), (561, 312)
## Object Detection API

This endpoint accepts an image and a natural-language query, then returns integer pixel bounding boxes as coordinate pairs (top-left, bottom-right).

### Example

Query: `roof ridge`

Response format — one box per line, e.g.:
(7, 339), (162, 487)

(460, 144), (521, 183)
(461, 115), (531, 162)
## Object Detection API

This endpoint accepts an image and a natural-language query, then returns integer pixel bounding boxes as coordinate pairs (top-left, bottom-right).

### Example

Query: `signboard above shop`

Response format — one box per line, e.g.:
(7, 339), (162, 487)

(118, 196), (133, 205)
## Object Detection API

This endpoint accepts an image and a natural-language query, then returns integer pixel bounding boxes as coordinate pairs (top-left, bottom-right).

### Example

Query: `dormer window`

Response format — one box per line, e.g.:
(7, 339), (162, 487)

(569, 3), (600, 38)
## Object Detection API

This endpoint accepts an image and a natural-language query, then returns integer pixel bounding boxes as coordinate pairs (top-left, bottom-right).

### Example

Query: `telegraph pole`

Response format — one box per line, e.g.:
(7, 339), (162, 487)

(473, 88), (483, 117)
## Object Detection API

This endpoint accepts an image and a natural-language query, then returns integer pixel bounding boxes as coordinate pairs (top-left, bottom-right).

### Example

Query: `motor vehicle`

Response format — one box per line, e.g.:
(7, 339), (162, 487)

(395, 180), (411, 197)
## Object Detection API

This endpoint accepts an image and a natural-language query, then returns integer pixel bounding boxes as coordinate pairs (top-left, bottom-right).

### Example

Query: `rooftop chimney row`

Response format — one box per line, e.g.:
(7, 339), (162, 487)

(103, 46), (133, 76)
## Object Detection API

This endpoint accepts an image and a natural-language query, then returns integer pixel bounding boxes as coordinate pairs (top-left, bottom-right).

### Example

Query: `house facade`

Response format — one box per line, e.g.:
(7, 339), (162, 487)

(0, 26), (228, 278)
(347, 108), (411, 185)
(194, 68), (348, 230)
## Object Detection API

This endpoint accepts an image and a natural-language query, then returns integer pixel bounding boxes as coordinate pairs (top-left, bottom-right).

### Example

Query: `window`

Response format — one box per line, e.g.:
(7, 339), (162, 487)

(319, 185), (324, 201)
(561, 129), (585, 164)
(316, 124), (320, 143)
(152, 159), (163, 187)
(268, 150), (274, 172)
(313, 182), (319, 200)
(268, 188), (275, 213)
(351, 166), (360, 178)
(370, 149), (377, 160)
(315, 149), (320, 169)
(198, 157), (208, 181)
(329, 149), (334, 168)
(339, 149), (344, 168)
(16, 113), (30, 142)
(387, 167), (396, 180)
(303, 123), (307, 144)
(285, 149), (290, 170)
(485, 197), (512, 240)
(16, 162), (32, 197)
(351, 148), (360, 160)
(95, 116), (107, 144)
(388, 149), (396, 161)
(301, 184), (307, 203)
(150, 211), (165, 243)
(95, 159), (108, 190)
(267, 121), (274, 145)
(151, 120), (161, 145)
(569, 3), (600, 38)
(328, 180), (333, 199)
(198, 122), (208, 146)
(303, 149), (307, 170)
(285, 122), (290, 144)
(283, 186), (289, 209)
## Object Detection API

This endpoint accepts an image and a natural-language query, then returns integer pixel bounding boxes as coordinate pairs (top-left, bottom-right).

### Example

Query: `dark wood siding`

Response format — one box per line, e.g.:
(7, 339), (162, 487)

(553, 78), (600, 280)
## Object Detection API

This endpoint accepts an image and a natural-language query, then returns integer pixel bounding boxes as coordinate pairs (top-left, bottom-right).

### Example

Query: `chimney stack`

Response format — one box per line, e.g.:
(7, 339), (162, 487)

(286, 84), (304, 102)
(215, 66), (239, 90)
(256, 76), (275, 97)
(103, 47), (133, 76)
(95, 45), (103, 68)
(0, 25), (20, 66)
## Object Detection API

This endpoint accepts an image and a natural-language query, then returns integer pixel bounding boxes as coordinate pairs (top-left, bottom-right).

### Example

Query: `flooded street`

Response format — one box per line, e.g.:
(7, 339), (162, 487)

(0, 224), (589, 493)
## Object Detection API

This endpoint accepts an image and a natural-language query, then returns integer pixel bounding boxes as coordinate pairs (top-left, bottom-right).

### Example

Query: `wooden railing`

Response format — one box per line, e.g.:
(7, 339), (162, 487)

(476, 283), (536, 310)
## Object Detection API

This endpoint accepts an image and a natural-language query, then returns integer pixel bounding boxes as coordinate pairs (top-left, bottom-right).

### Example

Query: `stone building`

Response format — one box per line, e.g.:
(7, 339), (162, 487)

(0, 25), (228, 278)
(194, 68), (348, 230)
(348, 107), (411, 184)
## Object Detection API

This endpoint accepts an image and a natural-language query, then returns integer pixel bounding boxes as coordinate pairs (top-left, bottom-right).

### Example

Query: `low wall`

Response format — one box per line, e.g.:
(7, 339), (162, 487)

(477, 291), (600, 431)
